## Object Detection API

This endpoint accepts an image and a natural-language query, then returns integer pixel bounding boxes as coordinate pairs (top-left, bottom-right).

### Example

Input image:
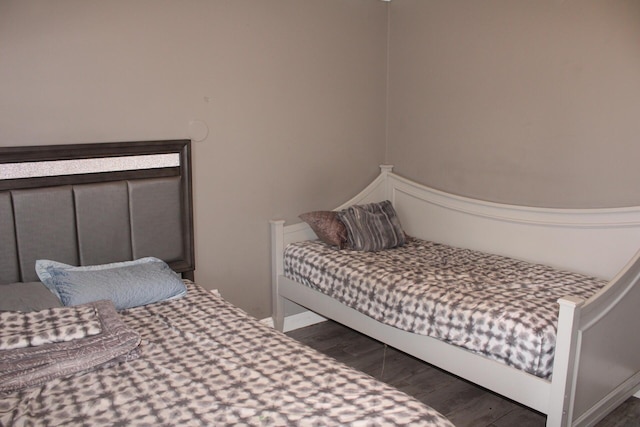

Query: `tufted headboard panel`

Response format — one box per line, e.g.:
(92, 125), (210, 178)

(0, 140), (194, 284)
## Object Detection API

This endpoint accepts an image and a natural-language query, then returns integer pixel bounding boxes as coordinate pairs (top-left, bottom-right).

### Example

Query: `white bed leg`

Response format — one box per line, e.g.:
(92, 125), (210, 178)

(270, 219), (286, 332)
(273, 295), (285, 332)
(548, 296), (584, 427)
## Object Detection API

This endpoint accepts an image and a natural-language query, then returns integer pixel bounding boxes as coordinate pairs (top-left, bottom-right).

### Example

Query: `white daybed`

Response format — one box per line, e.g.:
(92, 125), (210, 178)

(270, 165), (640, 427)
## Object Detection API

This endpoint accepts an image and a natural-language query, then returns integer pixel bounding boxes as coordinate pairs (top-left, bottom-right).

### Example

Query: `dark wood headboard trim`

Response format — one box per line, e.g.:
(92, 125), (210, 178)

(0, 140), (195, 281)
(0, 140), (188, 191)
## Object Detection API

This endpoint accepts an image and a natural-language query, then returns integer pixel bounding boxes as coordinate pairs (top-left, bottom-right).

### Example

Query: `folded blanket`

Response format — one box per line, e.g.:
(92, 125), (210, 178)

(0, 300), (140, 393)
(0, 304), (103, 350)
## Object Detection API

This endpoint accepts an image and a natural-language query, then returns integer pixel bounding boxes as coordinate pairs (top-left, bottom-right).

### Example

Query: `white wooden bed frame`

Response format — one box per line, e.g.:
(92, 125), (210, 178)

(270, 165), (640, 427)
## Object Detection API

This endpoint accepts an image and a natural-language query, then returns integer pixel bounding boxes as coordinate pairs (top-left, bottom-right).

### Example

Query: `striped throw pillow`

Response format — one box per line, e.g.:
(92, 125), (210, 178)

(338, 200), (406, 251)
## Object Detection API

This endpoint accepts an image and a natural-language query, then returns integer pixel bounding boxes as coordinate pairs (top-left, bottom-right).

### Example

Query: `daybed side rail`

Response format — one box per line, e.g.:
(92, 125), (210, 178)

(277, 273), (554, 413)
(567, 249), (640, 426)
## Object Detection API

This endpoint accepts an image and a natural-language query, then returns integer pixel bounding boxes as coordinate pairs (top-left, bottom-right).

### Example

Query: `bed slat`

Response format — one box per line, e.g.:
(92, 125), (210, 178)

(0, 192), (19, 284)
(75, 181), (133, 266)
(13, 186), (79, 282)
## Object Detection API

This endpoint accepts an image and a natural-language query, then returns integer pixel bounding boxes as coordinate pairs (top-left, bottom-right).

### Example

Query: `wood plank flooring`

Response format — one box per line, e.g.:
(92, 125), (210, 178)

(286, 320), (640, 427)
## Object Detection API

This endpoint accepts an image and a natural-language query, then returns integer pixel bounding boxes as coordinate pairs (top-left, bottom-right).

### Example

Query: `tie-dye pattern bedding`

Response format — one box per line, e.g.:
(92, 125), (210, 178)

(284, 237), (606, 379)
(0, 282), (452, 427)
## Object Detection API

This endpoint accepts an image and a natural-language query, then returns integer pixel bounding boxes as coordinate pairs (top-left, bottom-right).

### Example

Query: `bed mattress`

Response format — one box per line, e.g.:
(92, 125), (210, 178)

(0, 282), (452, 427)
(284, 238), (607, 379)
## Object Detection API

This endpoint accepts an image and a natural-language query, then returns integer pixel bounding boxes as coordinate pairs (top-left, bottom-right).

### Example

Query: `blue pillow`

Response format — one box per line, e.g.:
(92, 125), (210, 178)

(35, 257), (187, 310)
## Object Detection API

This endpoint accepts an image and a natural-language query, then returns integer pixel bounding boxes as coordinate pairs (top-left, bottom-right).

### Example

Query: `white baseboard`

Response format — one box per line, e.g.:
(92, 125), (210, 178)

(260, 310), (326, 333)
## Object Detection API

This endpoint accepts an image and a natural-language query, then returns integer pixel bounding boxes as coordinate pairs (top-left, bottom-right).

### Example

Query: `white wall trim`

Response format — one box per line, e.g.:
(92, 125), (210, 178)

(261, 310), (326, 333)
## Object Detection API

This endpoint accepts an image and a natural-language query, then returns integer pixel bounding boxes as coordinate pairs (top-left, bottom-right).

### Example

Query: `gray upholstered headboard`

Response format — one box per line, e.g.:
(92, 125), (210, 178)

(0, 140), (195, 284)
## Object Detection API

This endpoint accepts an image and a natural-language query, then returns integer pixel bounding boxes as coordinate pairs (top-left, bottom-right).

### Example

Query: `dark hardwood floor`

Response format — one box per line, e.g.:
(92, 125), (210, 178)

(286, 320), (640, 427)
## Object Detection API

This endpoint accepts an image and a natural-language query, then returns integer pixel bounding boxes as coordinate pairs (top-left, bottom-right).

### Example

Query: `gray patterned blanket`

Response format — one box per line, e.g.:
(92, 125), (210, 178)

(1, 282), (453, 426)
(0, 300), (140, 393)
(284, 238), (607, 379)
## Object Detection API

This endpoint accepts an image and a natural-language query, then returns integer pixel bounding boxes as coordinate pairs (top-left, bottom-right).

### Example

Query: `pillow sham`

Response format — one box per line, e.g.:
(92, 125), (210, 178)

(35, 257), (187, 310)
(0, 282), (63, 312)
(299, 210), (348, 249)
(337, 200), (406, 252)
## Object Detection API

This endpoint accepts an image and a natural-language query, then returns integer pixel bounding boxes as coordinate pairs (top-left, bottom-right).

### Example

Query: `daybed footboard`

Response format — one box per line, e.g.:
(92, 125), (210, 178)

(270, 165), (640, 427)
(562, 250), (640, 426)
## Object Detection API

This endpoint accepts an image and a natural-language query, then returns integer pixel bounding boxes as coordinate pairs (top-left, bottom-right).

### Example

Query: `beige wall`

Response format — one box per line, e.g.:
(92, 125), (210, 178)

(0, 0), (388, 317)
(387, 0), (640, 208)
(4, 0), (640, 317)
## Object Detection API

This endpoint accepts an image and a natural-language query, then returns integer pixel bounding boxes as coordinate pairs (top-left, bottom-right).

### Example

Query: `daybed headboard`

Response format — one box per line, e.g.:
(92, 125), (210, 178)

(275, 165), (640, 281)
(0, 140), (195, 284)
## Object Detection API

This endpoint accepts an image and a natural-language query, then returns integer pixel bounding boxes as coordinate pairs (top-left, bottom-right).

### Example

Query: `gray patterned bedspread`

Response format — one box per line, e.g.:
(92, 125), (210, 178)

(0, 282), (453, 427)
(284, 238), (607, 379)
(0, 300), (140, 393)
